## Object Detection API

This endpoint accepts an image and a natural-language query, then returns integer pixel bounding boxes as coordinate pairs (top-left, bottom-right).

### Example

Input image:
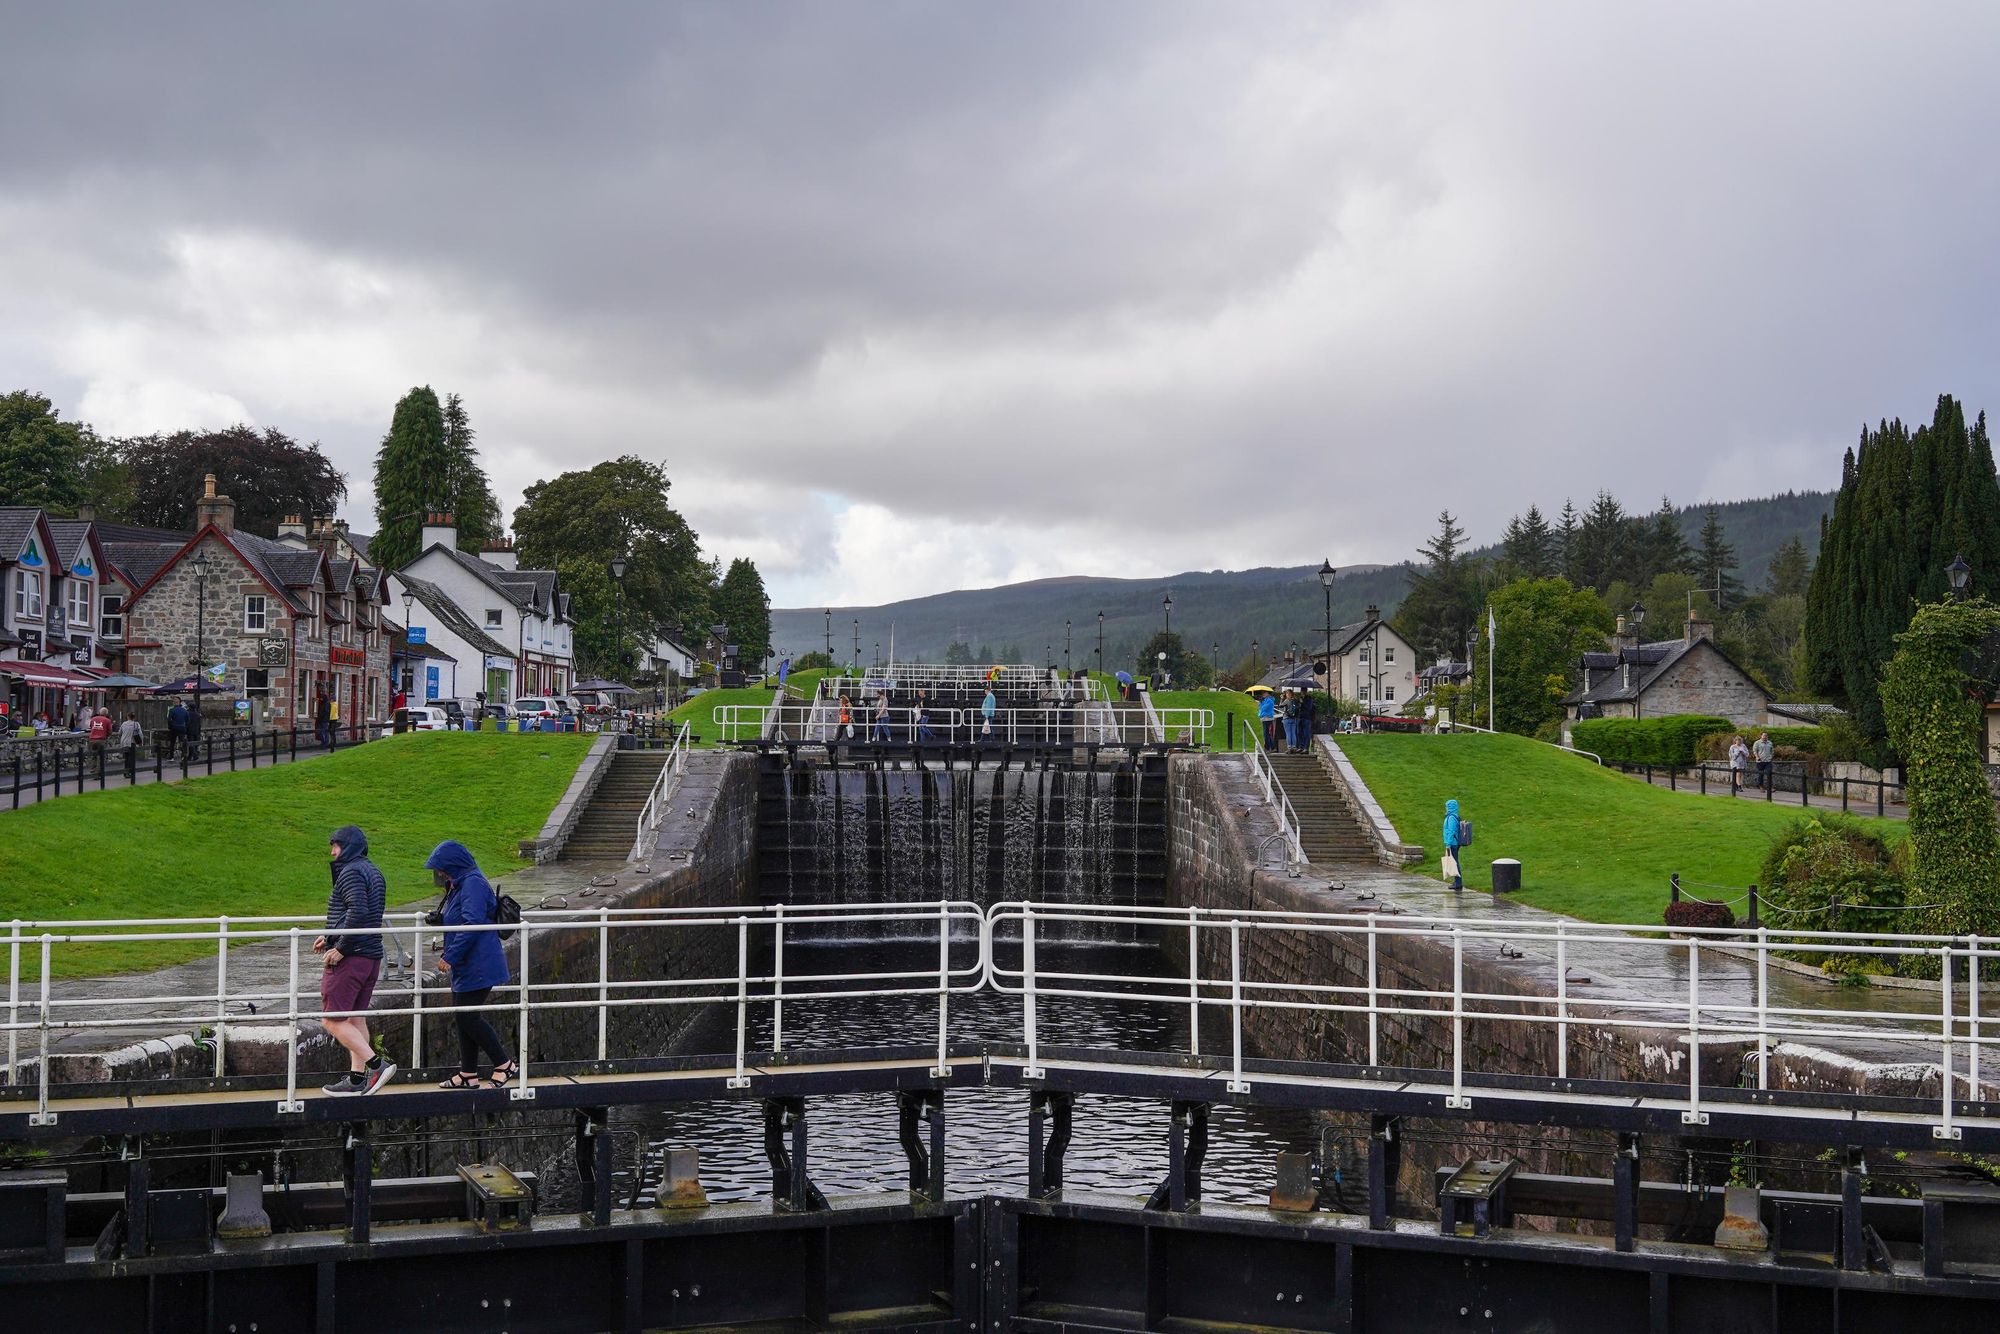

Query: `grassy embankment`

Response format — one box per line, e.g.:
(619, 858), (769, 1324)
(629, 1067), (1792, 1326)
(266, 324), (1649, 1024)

(1338, 732), (1906, 925)
(0, 731), (593, 976)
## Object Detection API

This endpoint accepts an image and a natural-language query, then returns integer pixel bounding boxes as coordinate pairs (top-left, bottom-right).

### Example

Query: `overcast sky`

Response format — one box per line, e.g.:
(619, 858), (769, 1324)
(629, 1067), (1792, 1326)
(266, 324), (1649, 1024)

(6, 2), (1998, 606)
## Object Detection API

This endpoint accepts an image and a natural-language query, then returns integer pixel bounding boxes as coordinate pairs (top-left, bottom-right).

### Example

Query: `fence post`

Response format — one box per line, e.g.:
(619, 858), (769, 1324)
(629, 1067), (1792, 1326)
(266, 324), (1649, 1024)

(96, 746), (105, 790)
(728, 917), (750, 1089)
(1756, 924), (1769, 1091)
(1555, 920), (1568, 1080)
(1939, 947), (1960, 1141)
(32, 936), (52, 1126)
(596, 907), (610, 1063)
(512, 923), (534, 1100)
(1683, 942), (1706, 1125)
(1365, 916), (1379, 1067)
(1841, 777), (1849, 813)
(1670, 872), (1680, 905)
(5, 920), (18, 1085)
(1226, 920), (1248, 1094)
(1024, 905), (1042, 1079)
(934, 899), (951, 1077)
(281, 929), (302, 1111)
(1699, 765), (1707, 795)
(1970, 935), (1983, 1101)
(1445, 928), (1469, 1109)
(1186, 908), (1201, 1059)
(213, 916), (229, 1077)
(773, 905), (786, 1053)
(1748, 885), (1759, 928)
(1877, 780), (1885, 819)
(410, 917), (424, 1069)
(11, 756), (18, 808)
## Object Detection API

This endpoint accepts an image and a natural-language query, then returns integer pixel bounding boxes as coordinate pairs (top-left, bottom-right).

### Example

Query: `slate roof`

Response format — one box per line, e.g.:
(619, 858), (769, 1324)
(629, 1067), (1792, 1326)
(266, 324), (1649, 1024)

(328, 558), (356, 594)
(105, 541), (177, 588)
(225, 532), (320, 614)
(425, 545), (535, 610)
(397, 573), (514, 658)
(1769, 701), (1846, 723)
(0, 509), (42, 565)
(494, 569), (557, 616)
(47, 520), (94, 571)
(94, 521), (192, 545)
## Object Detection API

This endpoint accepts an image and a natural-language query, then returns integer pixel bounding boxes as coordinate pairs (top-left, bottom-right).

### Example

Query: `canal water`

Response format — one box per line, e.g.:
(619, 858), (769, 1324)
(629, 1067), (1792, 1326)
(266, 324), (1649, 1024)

(547, 936), (1320, 1209)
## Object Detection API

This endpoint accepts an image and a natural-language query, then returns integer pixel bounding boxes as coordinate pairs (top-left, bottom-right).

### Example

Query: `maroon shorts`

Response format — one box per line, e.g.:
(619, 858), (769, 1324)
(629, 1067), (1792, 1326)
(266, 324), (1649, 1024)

(320, 954), (381, 1019)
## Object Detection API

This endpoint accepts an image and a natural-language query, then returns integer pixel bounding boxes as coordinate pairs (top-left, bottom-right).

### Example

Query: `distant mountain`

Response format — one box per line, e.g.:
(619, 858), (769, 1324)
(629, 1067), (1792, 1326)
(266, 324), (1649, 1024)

(772, 491), (1836, 671)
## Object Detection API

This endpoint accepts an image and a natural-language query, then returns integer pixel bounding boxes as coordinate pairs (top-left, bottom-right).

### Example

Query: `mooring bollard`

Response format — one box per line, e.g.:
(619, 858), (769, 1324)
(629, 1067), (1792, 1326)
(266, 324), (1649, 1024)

(1670, 872), (1681, 905)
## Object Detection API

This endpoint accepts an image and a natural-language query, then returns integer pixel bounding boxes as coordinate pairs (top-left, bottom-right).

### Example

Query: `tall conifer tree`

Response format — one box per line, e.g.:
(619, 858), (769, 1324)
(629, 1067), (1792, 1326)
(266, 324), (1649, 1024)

(1695, 505), (1741, 609)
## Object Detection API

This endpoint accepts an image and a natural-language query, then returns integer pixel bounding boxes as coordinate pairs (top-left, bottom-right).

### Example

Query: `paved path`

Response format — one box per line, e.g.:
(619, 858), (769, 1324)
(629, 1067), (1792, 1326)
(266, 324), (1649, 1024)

(1618, 765), (1908, 819)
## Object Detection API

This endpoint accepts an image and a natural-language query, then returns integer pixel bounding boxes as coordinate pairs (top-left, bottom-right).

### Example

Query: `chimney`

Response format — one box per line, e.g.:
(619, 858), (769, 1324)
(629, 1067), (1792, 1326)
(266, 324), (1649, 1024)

(1613, 614), (1640, 653)
(312, 516), (343, 559)
(480, 536), (519, 572)
(419, 511), (457, 553)
(195, 473), (237, 535)
(277, 514), (308, 541)
(76, 504), (96, 523)
(1685, 611), (1714, 645)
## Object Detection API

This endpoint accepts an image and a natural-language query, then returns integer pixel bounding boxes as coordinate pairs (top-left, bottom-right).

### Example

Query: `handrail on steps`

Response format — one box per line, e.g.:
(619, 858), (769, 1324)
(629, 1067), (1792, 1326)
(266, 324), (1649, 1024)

(631, 725), (693, 860)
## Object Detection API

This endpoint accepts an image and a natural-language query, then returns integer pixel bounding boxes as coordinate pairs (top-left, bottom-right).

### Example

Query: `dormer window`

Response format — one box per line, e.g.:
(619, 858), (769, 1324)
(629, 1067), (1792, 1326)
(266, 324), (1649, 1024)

(66, 579), (91, 625)
(12, 569), (43, 619)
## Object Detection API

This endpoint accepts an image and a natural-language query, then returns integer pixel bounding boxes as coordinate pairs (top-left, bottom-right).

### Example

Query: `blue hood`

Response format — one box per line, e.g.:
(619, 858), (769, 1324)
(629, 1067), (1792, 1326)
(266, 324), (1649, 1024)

(330, 825), (369, 865)
(425, 839), (481, 884)
(1445, 800), (1458, 819)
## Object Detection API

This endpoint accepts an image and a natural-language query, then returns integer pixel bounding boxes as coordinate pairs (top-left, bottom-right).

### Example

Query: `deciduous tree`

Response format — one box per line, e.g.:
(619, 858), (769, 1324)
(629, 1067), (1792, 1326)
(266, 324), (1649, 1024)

(120, 424), (346, 534)
(0, 391), (88, 512)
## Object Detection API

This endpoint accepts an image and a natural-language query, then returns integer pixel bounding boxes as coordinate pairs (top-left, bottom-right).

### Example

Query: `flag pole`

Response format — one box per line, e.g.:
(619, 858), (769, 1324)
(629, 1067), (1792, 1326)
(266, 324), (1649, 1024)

(1486, 605), (1495, 728)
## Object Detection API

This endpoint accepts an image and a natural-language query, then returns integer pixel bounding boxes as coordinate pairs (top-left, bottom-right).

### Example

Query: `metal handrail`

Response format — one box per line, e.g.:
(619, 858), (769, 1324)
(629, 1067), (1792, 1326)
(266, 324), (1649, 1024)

(631, 725), (693, 860)
(709, 703), (1201, 746)
(1237, 725), (1304, 867)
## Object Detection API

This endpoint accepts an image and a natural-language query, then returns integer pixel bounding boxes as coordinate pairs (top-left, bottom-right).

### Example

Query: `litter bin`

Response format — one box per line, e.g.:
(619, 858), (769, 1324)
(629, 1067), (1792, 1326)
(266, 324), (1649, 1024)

(1491, 858), (1521, 893)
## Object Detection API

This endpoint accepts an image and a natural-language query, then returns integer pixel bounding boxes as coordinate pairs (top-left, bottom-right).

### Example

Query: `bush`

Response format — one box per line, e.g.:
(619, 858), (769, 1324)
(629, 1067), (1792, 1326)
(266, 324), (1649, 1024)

(1758, 815), (1908, 975)
(1664, 899), (1736, 930)
(1570, 715), (1735, 765)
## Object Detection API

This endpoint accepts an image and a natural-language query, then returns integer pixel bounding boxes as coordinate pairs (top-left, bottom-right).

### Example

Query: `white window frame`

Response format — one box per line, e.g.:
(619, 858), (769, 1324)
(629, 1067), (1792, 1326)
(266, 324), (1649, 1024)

(244, 595), (267, 633)
(99, 592), (123, 639)
(485, 608), (504, 628)
(1384, 646), (1396, 664)
(66, 579), (91, 625)
(245, 668), (271, 696)
(1384, 685), (1396, 702)
(307, 591), (321, 639)
(13, 569), (43, 619)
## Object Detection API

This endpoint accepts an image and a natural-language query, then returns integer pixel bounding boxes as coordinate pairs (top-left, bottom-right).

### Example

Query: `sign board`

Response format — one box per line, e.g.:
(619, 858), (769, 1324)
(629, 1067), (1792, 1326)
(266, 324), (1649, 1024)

(425, 665), (440, 700)
(47, 604), (67, 643)
(204, 661), (228, 685)
(68, 637), (92, 666)
(18, 630), (41, 658)
(257, 637), (289, 667)
(331, 646), (366, 667)
(233, 699), (251, 722)
(407, 626), (427, 645)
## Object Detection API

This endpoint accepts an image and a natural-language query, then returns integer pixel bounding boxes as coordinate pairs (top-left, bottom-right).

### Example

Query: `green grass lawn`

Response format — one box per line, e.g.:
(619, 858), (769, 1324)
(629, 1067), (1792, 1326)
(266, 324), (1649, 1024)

(0, 731), (593, 976)
(1150, 690), (1262, 750)
(1336, 732), (1906, 925)
(670, 684), (781, 745)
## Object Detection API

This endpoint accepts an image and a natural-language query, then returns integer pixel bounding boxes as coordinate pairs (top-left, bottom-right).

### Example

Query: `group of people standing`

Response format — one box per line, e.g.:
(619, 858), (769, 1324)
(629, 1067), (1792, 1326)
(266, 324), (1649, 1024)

(1257, 687), (1318, 752)
(315, 826), (515, 1097)
(1726, 733), (1778, 789)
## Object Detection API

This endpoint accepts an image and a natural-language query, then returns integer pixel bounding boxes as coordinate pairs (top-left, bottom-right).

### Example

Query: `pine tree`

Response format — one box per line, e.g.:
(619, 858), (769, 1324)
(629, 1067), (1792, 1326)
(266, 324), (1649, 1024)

(370, 387), (453, 571)
(1399, 510), (1483, 658)
(1695, 505), (1742, 609)
(1571, 492), (1628, 592)
(1643, 496), (1693, 582)
(1765, 535), (1811, 597)
(442, 393), (500, 549)
(712, 557), (772, 662)
(1555, 500), (1580, 585)
(1501, 504), (1555, 578)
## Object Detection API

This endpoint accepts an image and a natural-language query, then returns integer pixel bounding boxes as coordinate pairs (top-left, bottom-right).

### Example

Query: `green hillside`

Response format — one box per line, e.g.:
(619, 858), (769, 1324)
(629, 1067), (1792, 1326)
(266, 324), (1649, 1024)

(1337, 732), (1901, 925)
(773, 492), (1835, 670)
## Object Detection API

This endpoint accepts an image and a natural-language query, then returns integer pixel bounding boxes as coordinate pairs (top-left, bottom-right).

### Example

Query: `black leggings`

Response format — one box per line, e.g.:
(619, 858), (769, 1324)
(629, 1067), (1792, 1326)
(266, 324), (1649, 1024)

(451, 987), (511, 1072)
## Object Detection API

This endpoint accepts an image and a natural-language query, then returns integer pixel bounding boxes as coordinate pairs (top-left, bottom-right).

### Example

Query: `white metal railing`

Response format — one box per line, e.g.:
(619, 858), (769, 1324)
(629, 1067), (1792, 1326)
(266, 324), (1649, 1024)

(3, 901), (985, 1121)
(1236, 725), (1304, 867)
(14, 900), (1997, 1139)
(711, 703), (1179, 746)
(632, 727), (693, 860)
(986, 901), (2000, 1135)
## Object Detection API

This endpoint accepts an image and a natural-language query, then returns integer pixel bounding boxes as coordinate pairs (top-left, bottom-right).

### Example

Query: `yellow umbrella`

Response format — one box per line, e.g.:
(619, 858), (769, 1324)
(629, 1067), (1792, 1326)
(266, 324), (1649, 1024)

(1244, 684), (1275, 694)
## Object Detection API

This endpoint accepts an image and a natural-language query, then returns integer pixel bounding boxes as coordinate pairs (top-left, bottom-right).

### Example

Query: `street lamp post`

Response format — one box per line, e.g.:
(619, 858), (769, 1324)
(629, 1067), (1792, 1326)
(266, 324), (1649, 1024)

(1096, 611), (1104, 673)
(1210, 641), (1219, 682)
(1319, 559), (1337, 728)
(1365, 603), (1381, 730)
(824, 609), (833, 659)
(188, 553), (211, 672)
(1064, 619), (1072, 673)
(1948, 554), (1972, 600)
(1163, 593), (1174, 642)
(401, 589), (415, 700)
(853, 619), (860, 666)
(609, 555), (628, 680)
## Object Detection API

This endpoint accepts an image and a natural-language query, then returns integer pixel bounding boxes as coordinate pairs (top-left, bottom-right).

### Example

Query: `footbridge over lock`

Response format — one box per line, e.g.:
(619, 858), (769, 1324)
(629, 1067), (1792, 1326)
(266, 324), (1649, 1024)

(9, 899), (2000, 1331)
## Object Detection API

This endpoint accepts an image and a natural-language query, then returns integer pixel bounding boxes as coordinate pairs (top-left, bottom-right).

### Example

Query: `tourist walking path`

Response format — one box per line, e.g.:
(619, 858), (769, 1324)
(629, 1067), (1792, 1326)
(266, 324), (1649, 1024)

(0, 737), (359, 813)
(1617, 764), (1909, 819)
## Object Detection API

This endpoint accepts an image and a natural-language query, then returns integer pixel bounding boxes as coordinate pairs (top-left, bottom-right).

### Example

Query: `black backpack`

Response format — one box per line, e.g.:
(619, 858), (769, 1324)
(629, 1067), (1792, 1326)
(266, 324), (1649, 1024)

(492, 893), (522, 943)
(1457, 818), (1474, 849)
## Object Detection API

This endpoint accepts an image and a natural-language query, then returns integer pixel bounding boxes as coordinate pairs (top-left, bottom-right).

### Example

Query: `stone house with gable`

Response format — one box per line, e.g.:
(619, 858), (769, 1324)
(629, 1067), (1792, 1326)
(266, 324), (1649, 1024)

(1562, 611), (1770, 732)
(123, 477), (391, 730)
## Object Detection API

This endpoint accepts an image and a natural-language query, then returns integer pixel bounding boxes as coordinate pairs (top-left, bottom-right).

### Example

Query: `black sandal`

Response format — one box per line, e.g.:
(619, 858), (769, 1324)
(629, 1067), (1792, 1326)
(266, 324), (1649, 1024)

(438, 1072), (482, 1089)
(488, 1061), (518, 1089)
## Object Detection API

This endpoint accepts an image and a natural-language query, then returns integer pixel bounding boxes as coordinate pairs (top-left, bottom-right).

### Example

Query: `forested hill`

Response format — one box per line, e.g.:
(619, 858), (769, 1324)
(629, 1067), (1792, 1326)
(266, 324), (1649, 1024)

(771, 490), (1836, 669)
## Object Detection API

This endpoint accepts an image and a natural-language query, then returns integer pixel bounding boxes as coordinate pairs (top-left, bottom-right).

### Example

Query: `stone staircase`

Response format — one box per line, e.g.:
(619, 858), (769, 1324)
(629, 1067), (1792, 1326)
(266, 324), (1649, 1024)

(560, 749), (671, 860)
(1266, 750), (1377, 866)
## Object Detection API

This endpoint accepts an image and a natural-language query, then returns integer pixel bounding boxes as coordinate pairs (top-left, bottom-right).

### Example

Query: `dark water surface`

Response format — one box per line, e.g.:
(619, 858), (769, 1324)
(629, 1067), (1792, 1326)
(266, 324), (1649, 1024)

(550, 937), (1318, 1208)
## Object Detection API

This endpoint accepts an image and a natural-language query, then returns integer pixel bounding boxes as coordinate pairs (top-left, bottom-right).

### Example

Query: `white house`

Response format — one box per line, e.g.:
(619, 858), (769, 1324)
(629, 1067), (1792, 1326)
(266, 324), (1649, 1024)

(392, 514), (573, 705)
(1260, 609), (1420, 711)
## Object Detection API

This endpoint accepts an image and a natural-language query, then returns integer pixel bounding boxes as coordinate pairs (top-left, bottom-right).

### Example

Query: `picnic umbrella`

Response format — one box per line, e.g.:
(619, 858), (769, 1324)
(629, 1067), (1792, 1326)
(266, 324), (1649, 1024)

(1244, 684), (1275, 694)
(93, 673), (161, 689)
(152, 675), (225, 694)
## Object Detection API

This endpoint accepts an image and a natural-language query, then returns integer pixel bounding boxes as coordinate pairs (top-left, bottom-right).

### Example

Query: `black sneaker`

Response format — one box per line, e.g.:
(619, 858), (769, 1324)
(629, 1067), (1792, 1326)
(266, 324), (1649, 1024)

(321, 1073), (367, 1097)
(361, 1060), (399, 1095)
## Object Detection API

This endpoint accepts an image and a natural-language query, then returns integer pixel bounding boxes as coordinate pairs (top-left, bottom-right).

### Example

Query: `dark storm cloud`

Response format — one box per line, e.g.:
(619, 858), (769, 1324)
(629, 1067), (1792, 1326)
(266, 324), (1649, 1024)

(4, 2), (1999, 604)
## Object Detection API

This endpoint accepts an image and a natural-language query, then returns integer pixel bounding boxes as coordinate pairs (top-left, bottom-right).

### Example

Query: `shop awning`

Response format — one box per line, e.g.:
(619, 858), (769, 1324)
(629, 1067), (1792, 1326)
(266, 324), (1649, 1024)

(0, 662), (103, 688)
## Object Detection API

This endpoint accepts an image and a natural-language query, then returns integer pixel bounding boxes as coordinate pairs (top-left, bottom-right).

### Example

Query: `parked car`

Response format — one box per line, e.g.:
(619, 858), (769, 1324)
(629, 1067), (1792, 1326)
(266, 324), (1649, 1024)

(513, 696), (582, 728)
(407, 706), (451, 731)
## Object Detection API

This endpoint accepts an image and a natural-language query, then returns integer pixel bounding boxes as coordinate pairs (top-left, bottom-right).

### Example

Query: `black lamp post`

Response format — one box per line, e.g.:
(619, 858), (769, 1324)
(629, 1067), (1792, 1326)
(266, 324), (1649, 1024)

(1319, 558), (1337, 725)
(1948, 554), (1972, 600)
(1046, 643), (1053, 670)
(401, 589), (415, 696)
(1251, 639), (1259, 674)
(1064, 619), (1072, 673)
(1096, 611), (1104, 672)
(1365, 603), (1381, 726)
(609, 554), (628, 678)
(824, 609), (832, 659)
(1629, 600), (1646, 631)
(1210, 641), (1219, 683)
(1162, 592), (1174, 642)
(188, 553), (211, 672)
(852, 619), (860, 665)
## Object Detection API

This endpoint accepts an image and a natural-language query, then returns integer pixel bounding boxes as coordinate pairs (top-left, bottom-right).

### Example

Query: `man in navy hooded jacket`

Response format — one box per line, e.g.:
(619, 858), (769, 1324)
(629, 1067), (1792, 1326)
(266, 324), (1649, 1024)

(426, 840), (517, 1088)
(315, 825), (395, 1096)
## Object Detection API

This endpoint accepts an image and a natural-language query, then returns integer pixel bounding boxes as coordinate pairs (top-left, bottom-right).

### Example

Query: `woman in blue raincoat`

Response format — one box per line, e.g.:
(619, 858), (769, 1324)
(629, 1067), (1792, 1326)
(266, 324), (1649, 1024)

(426, 840), (517, 1088)
(1442, 799), (1463, 891)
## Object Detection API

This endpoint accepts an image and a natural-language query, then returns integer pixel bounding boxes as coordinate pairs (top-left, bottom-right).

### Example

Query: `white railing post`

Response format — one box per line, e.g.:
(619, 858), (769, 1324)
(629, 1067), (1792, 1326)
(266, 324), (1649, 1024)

(934, 900), (951, 1077)
(1756, 926), (1770, 1091)
(1445, 928), (1470, 1109)
(1938, 946), (1961, 1140)
(511, 923), (535, 1101)
(30, 935), (53, 1126)
(410, 917), (424, 1069)
(1554, 922), (1567, 1080)
(213, 915), (229, 1077)
(1227, 920), (1248, 1094)
(1023, 905), (1043, 1080)
(728, 917), (751, 1089)
(1187, 909), (1201, 1058)
(596, 908), (611, 1062)
(1366, 917), (1379, 1067)
(773, 905), (785, 1053)
(6, 919), (19, 1086)
(1971, 936), (1983, 1099)
(1682, 942), (1707, 1125)
(280, 929), (302, 1112)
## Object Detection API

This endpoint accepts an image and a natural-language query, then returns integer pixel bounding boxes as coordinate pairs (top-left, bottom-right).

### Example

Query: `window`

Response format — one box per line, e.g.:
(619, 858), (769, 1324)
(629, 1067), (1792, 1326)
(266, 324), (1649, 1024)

(307, 591), (321, 639)
(67, 580), (90, 625)
(1384, 646), (1396, 664)
(244, 595), (267, 632)
(1384, 685), (1396, 702)
(99, 593), (123, 639)
(12, 570), (42, 619)
(485, 608), (503, 628)
(245, 669), (270, 697)
(1358, 645), (1369, 663)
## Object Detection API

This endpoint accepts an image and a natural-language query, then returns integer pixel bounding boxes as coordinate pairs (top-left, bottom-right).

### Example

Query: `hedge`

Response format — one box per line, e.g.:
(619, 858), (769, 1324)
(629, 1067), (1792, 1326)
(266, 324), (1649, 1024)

(1696, 726), (1824, 760)
(1663, 899), (1735, 931)
(1570, 715), (1735, 766)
